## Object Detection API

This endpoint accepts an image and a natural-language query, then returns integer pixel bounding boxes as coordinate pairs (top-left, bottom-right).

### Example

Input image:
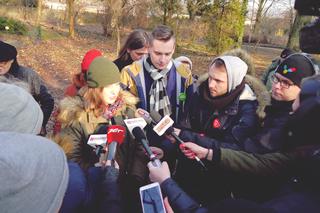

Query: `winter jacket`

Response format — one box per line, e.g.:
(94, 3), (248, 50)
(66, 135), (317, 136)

(161, 178), (275, 213)
(239, 99), (293, 153)
(61, 162), (123, 213)
(120, 57), (194, 123)
(53, 89), (149, 179)
(5, 66), (54, 128)
(53, 89), (148, 212)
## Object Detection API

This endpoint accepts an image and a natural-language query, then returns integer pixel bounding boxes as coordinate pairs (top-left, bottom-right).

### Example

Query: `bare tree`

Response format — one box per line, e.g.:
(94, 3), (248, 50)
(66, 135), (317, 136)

(252, 0), (278, 35)
(102, 0), (140, 54)
(155, 0), (181, 25)
(185, 0), (208, 21)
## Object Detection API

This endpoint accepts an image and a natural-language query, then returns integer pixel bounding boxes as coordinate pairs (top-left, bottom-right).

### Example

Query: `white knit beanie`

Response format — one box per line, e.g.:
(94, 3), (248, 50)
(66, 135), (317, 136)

(211, 56), (248, 92)
(0, 132), (69, 213)
(0, 83), (43, 134)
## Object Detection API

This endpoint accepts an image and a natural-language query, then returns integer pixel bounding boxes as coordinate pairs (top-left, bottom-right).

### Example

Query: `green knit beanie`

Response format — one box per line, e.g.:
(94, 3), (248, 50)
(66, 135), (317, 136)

(86, 56), (120, 88)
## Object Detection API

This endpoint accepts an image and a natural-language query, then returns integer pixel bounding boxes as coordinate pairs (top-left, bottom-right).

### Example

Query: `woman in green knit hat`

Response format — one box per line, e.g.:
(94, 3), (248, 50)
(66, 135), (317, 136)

(53, 56), (154, 212)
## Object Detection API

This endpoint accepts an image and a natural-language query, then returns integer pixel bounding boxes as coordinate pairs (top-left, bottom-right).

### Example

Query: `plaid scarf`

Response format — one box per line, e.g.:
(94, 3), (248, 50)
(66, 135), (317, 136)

(144, 57), (172, 117)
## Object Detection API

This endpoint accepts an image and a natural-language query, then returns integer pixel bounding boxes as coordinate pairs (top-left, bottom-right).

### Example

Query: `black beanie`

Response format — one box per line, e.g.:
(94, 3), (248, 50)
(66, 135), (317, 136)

(275, 54), (315, 86)
(0, 41), (17, 62)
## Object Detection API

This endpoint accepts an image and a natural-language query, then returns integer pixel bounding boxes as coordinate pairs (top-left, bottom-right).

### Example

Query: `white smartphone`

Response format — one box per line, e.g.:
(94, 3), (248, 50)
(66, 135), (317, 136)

(139, 182), (166, 213)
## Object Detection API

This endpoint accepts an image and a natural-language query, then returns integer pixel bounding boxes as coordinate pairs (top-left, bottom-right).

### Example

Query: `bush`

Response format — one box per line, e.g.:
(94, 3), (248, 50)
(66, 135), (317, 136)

(0, 17), (28, 35)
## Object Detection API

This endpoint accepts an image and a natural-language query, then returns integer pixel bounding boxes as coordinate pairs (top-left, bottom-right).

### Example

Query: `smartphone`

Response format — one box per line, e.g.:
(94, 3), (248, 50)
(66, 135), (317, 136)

(139, 182), (166, 213)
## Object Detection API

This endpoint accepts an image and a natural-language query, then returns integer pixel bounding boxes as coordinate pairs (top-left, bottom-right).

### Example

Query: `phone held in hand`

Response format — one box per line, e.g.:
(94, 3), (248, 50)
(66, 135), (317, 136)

(139, 182), (166, 213)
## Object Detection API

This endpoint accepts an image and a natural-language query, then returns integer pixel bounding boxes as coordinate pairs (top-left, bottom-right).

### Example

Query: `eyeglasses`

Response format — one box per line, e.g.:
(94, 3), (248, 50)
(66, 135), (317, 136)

(271, 74), (294, 89)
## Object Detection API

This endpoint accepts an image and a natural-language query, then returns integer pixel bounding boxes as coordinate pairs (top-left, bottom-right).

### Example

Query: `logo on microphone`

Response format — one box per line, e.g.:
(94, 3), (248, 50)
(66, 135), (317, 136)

(124, 117), (147, 133)
(107, 125), (126, 144)
(108, 128), (124, 134)
(153, 115), (174, 136)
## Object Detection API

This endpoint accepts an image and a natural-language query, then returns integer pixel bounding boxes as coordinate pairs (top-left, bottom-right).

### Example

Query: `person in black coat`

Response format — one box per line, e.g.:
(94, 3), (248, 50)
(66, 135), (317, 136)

(0, 41), (54, 135)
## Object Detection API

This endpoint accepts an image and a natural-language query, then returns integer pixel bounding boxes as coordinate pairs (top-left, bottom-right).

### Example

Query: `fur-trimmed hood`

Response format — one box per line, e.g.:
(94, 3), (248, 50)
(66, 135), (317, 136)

(57, 89), (138, 126)
(222, 48), (256, 76)
(196, 73), (270, 119)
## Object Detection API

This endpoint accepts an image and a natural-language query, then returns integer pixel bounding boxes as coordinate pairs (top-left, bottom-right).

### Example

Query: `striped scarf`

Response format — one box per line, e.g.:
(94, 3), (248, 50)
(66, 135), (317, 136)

(144, 57), (172, 117)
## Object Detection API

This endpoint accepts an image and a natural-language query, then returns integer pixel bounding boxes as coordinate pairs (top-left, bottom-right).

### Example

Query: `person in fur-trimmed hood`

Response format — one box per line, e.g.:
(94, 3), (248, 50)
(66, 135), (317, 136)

(185, 56), (261, 143)
(174, 56), (262, 204)
(53, 57), (151, 212)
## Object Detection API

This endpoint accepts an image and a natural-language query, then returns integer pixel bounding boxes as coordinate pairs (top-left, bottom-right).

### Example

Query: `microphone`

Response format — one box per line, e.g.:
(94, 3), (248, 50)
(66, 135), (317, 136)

(135, 108), (157, 126)
(87, 125), (108, 157)
(131, 126), (162, 167)
(150, 111), (207, 171)
(106, 125), (126, 161)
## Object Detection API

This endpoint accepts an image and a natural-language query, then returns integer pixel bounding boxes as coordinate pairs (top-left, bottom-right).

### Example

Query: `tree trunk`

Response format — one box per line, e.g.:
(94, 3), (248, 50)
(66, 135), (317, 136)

(238, 0), (248, 46)
(116, 25), (121, 56)
(287, 13), (311, 50)
(67, 0), (75, 38)
(253, 0), (265, 35)
(187, 1), (195, 21)
(163, 0), (168, 25)
(36, 0), (42, 26)
(248, 0), (255, 43)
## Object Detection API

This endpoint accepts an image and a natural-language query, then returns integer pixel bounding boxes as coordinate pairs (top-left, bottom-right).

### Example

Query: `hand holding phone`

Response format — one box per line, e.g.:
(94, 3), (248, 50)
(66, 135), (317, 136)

(140, 182), (166, 213)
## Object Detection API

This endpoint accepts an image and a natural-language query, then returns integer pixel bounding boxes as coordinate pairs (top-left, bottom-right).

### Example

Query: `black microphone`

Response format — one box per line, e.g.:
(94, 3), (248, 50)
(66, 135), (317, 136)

(150, 111), (207, 171)
(131, 126), (162, 167)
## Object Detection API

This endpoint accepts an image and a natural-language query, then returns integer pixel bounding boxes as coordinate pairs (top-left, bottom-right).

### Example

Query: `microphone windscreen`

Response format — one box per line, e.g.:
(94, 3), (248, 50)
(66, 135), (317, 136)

(107, 125), (126, 144)
(150, 111), (162, 123)
(132, 127), (146, 140)
(135, 108), (153, 124)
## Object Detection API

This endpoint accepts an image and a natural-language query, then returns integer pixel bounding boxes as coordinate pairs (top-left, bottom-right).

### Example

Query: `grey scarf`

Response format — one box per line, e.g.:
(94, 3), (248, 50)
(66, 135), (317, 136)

(144, 57), (172, 117)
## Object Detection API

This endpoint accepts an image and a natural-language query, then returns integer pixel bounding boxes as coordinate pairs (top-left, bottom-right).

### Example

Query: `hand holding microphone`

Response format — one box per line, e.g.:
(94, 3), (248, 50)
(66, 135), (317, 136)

(180, 142), (212, 160)
(123, 117), (162, 167)
(132, 127), (162, 167)
(149, 111), (208, 171)
(148, 161), (171, 184)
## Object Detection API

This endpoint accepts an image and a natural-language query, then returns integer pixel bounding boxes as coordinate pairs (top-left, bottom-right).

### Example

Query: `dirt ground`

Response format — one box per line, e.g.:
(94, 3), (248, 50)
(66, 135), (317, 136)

(1, 33), (280, 99)
(0, 31), (280, 132)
